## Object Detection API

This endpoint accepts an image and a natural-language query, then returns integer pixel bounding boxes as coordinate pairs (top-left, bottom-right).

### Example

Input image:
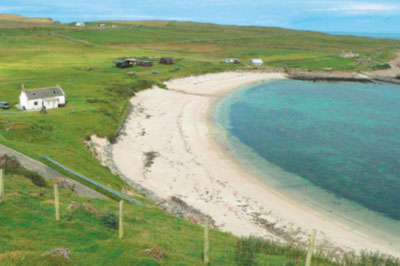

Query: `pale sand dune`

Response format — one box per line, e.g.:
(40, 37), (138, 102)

(112, 71), (400, 256)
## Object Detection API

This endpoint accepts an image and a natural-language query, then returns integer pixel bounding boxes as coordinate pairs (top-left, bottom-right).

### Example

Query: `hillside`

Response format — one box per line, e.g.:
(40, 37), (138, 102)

(0, 14), (60, 28)
(1, 18), (399, 194)
(1, 16), (400, 265)
(0, 162), (347, 265)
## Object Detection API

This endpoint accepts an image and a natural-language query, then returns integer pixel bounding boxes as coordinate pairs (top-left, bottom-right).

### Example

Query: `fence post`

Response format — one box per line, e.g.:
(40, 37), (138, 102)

(204, 217), (209, 265)
(0, 169), (3, 203)
(305, 229), (317, 266)
(54, 184), (60, 221)
(119, 200), (124, 239)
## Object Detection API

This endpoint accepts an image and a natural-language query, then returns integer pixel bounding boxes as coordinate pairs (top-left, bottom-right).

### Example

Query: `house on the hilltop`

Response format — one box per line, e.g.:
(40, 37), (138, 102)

(19, 84), (66, 111)
(75, 22), (85, 27)
(250, 59), (264, 66)
(339, 51), (360, 59)
(160, 57), (174, 65)
(136, 61), (153, 67)
(115, 59), (136, 68)
(224, 58), (240, 64)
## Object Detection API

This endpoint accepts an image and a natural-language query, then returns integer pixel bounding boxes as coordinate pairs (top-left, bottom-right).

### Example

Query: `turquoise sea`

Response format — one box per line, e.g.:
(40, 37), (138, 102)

(213, 79), (400, 241)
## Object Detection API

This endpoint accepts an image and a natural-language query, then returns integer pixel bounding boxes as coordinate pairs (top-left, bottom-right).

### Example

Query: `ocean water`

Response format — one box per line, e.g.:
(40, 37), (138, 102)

(213, 79), (400, 241)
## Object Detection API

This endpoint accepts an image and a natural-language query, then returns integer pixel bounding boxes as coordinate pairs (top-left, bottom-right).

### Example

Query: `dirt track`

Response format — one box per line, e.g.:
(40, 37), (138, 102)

(0, 143), (105, 198)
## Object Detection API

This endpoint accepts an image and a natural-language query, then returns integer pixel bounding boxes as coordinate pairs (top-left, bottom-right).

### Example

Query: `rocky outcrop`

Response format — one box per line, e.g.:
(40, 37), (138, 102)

(161, 196), (217, 229)
(42, 248), (71, 260)
(67, 201), (103, 216)
(288, 72), (373, 83)
(139, 248), (164, 260)
(52, 178), (76, 192)
(362, 73), (400, 85)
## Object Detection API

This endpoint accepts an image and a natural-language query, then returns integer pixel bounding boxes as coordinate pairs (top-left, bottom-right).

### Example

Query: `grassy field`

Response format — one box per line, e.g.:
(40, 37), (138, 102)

(1, 16), (400, 265)
(0, 166), (348, 265)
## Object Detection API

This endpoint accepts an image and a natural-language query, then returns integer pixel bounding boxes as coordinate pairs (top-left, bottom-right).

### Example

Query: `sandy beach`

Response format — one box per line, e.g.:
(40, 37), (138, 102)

(111, 71), (400, 257)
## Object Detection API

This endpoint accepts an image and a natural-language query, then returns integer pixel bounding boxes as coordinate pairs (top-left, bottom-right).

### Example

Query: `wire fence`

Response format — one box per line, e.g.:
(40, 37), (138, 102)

(0, 168), (399, 265)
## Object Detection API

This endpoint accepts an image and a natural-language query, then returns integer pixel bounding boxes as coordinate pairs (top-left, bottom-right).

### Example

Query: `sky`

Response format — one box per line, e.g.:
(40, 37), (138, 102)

(1, 0), (400, 34)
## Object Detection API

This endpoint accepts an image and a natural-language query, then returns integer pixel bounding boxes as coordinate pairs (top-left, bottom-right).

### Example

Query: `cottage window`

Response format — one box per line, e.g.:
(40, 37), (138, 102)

(34, 101), (38, 106)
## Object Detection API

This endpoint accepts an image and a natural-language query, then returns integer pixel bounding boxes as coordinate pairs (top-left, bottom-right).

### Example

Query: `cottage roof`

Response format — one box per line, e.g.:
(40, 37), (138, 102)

(24, 87), (64, 100)
(251, 59), (263, 63)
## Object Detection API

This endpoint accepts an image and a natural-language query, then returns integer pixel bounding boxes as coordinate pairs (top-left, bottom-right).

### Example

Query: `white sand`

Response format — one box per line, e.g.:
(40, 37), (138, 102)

(112, 71), (400, 257)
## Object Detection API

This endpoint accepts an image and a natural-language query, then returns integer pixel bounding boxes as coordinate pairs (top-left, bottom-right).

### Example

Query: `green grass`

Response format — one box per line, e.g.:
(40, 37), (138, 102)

(2, 170), (398, 265)
(0, 168), (344, 265)
(0, 18), (400, 265)
(0, 170), (228, 265)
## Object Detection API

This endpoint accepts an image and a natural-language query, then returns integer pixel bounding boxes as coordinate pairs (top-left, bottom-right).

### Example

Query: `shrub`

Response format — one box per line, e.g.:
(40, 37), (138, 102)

(107, 133), (117, 144)
(86, 98), (109, 104)
(105, 79), (154, 98)
(235, 237), (309, 266)
(3, 158), (47, 187)
(373, 63), (391, 70)
(0, 154), (20, 169)
(101, 213), (118, 229)
(235, 236), (265, 266)
(156, 83), (167, 89)
(22, 169), (47, 187)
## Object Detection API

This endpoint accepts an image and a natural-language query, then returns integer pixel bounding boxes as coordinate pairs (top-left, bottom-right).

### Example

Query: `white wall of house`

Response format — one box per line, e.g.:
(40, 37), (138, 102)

(19, 92), (65, 111)
(250, 59), (264, 66)
(224, 58), (239, 63)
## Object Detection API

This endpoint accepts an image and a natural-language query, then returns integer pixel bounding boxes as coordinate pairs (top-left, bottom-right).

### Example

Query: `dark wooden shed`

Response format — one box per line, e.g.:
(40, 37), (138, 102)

(115, 59), (135, 68)
(160, 57), (174, 65)
(136, 61), (153, 67)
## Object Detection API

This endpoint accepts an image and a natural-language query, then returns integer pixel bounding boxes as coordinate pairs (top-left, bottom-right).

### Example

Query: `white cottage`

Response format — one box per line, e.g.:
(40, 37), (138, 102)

(223, 58), (240, 64)
(250, 59), (264, 66)
(75, 22), (85, 27)
(19, 84), (66, 111)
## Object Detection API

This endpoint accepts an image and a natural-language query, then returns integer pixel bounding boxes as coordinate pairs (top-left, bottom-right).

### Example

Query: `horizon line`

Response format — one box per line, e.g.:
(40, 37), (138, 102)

(1, 13), (400, 37)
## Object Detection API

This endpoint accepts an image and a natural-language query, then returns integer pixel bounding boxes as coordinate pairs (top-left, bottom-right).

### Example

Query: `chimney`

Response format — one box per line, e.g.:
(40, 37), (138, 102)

(56, 83), (61, 89)
(21, 84), (26, 92)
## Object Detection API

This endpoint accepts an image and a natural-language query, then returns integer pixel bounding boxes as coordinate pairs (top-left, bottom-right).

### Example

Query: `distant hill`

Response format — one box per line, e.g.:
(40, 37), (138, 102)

(0, 14), (60, 28)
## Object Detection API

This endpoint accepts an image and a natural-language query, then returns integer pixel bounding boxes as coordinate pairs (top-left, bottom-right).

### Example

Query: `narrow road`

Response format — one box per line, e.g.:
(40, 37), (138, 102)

(0, 143), (105, 199)
(50, 31), (100, 46)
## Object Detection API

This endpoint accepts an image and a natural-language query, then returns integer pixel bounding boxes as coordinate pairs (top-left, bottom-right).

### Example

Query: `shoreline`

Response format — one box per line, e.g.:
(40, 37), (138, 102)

(110, 71), (400, 257)
(208, 80), (400, 254)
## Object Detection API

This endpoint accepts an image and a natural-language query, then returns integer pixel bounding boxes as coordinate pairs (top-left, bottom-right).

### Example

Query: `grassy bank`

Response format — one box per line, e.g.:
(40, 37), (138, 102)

(2, 167), (399, 265)
(0, 167), (349, 265)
